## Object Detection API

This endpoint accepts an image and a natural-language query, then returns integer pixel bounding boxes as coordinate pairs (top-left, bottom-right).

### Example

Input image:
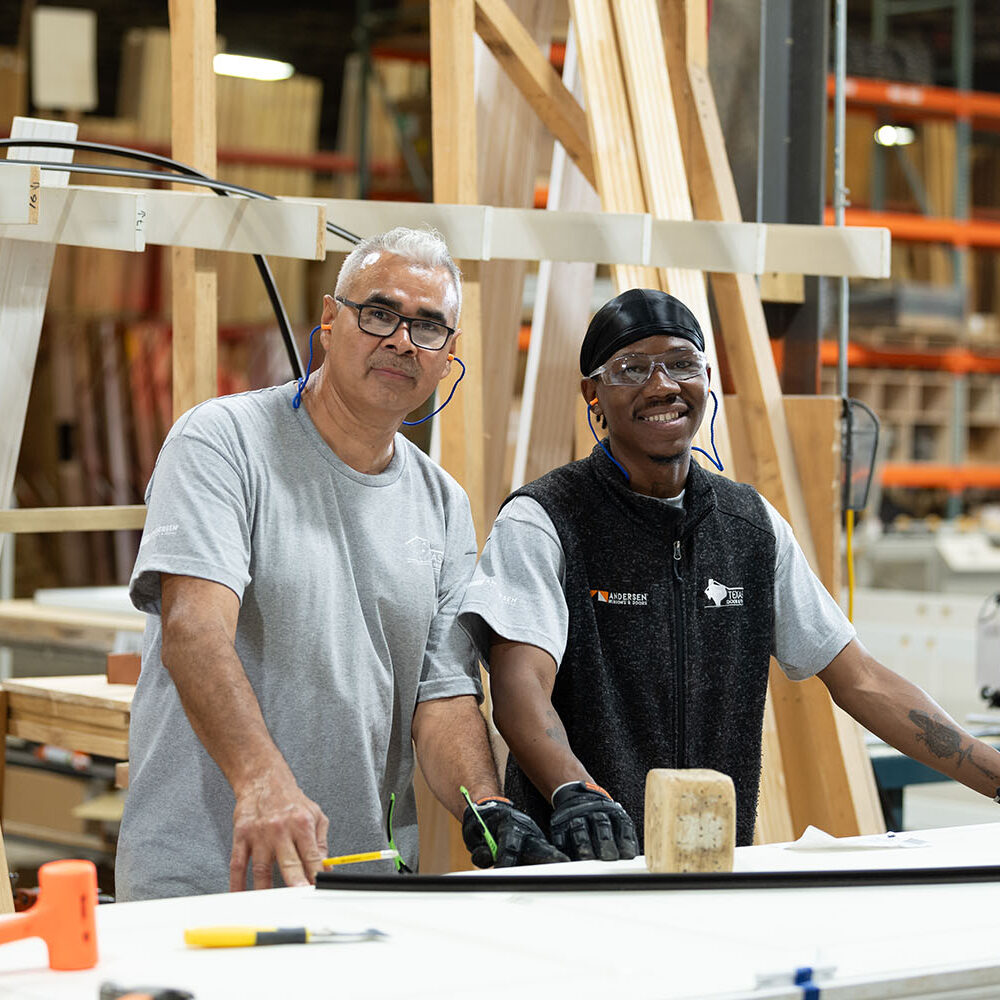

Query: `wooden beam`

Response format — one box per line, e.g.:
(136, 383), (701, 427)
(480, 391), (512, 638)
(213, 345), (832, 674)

(473, 0), (596, 189)
(0, 117), (77, 569)
(431, 0), (487, 545)
(0, 162), (39, 223)
(0, 505), (146, 533)
(570, 0), (659, 292)
(610, 0), (731, 473)
(783, 395), (883, 837)
(513, 25), (599, 489)
(476, 0), (553, 516)
(660, 0), (816, 562)
(0, 185), (146, 251)
(168, 0), (217, 417)
(426, 0), (485, 875)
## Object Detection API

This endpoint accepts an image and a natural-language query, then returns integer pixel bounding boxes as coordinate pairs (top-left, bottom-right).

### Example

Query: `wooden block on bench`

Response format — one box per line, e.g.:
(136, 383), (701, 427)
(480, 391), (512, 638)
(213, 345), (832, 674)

(644, 768), (735, 873)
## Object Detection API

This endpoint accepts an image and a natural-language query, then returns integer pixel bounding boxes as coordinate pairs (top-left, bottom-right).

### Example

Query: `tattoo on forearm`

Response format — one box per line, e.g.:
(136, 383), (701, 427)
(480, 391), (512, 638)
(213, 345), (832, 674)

(909, 710), (975, 767)
(544, 709), (570, 748)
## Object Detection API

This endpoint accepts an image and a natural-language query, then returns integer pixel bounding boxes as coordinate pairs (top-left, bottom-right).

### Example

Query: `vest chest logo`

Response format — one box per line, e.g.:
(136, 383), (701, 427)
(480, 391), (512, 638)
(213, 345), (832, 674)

(703, 578), (744, 608)
(590, 589), (648, 607)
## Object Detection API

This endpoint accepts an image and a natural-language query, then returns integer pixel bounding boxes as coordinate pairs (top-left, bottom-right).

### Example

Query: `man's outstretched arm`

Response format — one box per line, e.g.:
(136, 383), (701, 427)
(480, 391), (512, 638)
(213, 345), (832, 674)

(160, 574), (328, 891)
(820, 637), (1000, 798)
(489, 637), (638, 861)
(411, 694), (567, 867)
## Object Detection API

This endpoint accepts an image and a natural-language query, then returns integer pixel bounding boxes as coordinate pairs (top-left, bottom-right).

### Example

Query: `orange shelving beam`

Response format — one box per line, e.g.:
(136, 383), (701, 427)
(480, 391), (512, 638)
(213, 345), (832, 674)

(880, 464), (1000, 492)
(824, 207), (1000, 250)
(771, 338), (1000, 376)
(827, 74), (1000, 128)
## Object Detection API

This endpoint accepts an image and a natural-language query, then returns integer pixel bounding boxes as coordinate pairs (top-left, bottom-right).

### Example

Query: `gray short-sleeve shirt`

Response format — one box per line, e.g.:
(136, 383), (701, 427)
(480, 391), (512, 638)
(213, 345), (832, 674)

(459, 493), (855, 681)
(117, 383), (480, 900)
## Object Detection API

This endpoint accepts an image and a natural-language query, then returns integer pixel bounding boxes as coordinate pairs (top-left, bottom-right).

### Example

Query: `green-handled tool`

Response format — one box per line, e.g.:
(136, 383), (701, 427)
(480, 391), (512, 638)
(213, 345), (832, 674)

(460, 785), (498, 862)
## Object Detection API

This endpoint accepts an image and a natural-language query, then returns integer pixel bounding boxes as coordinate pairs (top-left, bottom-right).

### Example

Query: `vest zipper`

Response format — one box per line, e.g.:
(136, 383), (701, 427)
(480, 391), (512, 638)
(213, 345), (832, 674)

(672, 537), (686, 768)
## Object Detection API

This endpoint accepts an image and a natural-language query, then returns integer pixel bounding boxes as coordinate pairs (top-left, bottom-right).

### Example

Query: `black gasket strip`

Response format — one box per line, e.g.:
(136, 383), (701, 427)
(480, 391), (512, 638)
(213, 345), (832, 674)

(317, 864), (1000, 892)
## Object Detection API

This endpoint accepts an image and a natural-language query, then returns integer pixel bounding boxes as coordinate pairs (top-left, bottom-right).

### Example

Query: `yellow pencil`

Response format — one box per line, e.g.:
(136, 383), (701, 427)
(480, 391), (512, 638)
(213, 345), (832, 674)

(321, 848), (399, 869)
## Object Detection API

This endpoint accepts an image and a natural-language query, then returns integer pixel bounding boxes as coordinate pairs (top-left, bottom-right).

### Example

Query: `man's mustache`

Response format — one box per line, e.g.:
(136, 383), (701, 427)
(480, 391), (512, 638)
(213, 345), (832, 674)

(368, 352), (419, 378)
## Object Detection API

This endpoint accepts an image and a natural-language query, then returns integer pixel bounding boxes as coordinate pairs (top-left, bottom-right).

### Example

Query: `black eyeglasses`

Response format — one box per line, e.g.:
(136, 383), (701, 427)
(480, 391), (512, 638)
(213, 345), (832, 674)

(335, 296), (455, 351)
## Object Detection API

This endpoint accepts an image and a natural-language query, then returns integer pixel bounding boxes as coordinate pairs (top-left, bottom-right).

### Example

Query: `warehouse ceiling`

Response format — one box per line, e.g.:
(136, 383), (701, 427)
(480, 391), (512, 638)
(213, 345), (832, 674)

(0, 1), (998, 151)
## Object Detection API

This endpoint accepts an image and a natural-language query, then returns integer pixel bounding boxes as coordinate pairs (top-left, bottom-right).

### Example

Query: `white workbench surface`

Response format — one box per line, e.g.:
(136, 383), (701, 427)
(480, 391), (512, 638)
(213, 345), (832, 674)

(3, 824), (1000, 999)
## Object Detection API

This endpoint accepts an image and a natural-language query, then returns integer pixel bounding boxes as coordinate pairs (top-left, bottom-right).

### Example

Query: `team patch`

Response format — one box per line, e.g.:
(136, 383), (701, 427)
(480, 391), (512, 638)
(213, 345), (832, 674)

(703, 578), (744, 607)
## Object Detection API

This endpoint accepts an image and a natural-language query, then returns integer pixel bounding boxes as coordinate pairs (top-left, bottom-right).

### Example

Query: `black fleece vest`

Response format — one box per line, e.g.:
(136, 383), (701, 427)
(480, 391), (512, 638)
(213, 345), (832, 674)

(504, 445), (775, 847)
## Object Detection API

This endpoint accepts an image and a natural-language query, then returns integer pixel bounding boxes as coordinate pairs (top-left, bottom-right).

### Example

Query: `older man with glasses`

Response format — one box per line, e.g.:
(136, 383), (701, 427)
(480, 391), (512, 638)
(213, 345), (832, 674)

(459, 287), (1000, 863)
(117, 227), (565, 902)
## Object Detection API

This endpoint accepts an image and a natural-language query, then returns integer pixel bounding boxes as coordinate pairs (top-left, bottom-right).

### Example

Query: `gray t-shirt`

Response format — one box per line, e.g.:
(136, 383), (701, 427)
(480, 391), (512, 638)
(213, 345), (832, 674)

(459, 493), (855, 680)
(116, 383), (480, 901)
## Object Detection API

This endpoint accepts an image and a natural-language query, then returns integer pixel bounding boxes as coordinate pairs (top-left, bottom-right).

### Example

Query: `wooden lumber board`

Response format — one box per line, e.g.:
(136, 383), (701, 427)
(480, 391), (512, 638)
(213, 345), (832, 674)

(316, 197), (889, 276)
(0, 117), (77, 570)
(0, 162), (38, 223)
(431, 0), (487, 546)
(782, 395), (884, 836)
(7, 717), (128, 759)
(426, 0), (485, 875)
(0, 505), (146, 533)
(7, 693), (129, 730)
(660, 0), (817, 569)
(475, 0), (553, 516)
(0, 185), (145, 251)
(513, 26), (600, 489)
(473, 0), (595, 188)
(610, 0), (731, 473)
(754, 682), (794, 844)
(0, 599), (143, 650)
(0, 820), (12, 915)
(82, 186), (326, 259)
(168, 0), (217, 418)
(569, 0), (659, 292)
(1, 675), (136, 712)
(765, 223), (889, 280)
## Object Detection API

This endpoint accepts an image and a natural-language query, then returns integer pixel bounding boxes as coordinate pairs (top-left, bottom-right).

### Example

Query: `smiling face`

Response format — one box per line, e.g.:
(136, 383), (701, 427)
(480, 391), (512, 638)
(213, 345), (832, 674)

(580, 334), (711, 495)
(318, 251), (459, 424)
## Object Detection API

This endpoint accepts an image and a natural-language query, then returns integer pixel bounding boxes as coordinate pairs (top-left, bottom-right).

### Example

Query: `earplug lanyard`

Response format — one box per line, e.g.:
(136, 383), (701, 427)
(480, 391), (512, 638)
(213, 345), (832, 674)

(290, 322), (465, 425)
(586, 390), (725, 479)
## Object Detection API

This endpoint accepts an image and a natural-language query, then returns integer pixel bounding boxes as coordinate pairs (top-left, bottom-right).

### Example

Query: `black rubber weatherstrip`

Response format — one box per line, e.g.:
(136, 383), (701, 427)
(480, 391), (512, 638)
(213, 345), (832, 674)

(317, 865), (1000, 892)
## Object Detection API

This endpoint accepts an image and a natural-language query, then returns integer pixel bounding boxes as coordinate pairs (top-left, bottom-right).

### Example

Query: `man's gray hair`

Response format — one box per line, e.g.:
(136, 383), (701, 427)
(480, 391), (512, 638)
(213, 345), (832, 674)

(335, 226), (463, 322)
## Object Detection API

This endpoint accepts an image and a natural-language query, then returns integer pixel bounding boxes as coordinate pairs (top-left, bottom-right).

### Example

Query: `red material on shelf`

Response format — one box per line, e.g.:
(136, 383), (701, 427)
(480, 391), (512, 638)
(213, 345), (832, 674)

(824, 207), (1000, 250)
(827, 74), (1000, 127)
(814, 339), (1000, 376)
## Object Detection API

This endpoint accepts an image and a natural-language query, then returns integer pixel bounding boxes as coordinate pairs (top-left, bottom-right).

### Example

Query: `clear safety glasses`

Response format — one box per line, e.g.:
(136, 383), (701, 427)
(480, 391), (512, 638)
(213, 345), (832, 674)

(335, 295), (454, 351)
(589, 350), (708, 386)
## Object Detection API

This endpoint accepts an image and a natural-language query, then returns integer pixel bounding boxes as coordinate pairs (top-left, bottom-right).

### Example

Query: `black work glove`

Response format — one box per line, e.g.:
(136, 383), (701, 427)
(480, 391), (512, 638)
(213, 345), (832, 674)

(549, 780), (639, 862)
(462, 795), (569, 868)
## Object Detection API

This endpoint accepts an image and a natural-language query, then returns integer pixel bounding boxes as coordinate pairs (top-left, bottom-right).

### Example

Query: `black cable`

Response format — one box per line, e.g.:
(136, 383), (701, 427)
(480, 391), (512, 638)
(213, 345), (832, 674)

(1, 139), (363, 378)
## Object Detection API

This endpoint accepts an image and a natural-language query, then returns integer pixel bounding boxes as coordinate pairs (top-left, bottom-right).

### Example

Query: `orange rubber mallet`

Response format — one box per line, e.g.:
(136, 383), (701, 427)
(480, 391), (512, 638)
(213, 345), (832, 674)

(0, 859), (98, 970)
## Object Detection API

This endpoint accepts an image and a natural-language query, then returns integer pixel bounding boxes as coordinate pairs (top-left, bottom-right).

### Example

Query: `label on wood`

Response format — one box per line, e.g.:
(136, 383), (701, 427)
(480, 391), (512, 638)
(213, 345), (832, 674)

(644, 767), (735, 873)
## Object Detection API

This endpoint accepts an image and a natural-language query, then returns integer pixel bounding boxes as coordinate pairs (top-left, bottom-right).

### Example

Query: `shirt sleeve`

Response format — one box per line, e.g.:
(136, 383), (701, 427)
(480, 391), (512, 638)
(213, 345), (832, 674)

(417, 487), (484, 704)
(129, 422), (253, 616)
(457, 496), (569, 670)
(765, 498), (857, 680)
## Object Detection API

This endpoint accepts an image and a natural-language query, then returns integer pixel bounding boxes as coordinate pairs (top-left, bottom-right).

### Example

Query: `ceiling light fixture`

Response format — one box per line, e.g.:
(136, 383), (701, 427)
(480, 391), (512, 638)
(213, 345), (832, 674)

(874, 125), (916, 147)
(213, 53), (294, 81)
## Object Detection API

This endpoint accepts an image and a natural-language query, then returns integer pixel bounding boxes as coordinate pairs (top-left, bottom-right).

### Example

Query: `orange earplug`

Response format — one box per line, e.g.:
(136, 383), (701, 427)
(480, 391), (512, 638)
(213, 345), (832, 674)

(320, 323), (332, 331)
